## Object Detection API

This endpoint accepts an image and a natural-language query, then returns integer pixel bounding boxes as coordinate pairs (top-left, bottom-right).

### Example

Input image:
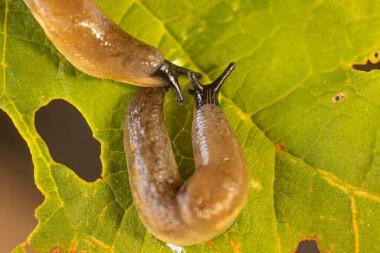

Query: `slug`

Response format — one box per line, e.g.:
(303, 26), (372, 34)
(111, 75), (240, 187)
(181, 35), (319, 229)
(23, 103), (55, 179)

(124, 63), (249, 246)
(23, 0), (197, 103)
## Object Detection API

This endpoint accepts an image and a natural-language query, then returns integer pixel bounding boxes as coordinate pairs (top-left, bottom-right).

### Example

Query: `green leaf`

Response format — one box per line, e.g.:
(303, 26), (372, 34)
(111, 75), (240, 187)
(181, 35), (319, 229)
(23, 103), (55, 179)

(2, 0), (380, 252)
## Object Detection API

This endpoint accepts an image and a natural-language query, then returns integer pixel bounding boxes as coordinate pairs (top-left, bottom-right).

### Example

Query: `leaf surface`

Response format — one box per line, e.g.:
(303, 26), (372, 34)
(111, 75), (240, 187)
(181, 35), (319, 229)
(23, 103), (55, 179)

(1, 0), (380, 252)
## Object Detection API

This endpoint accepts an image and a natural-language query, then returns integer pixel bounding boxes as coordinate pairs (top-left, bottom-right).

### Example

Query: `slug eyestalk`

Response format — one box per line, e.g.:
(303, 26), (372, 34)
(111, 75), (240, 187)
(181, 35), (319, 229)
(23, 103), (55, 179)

(188, 62), (236, 108)
(155, 60), (201, 105)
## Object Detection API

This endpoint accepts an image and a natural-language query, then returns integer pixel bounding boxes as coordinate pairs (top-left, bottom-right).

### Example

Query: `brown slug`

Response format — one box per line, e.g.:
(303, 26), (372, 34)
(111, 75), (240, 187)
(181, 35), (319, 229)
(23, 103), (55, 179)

(23, 0), (196, 103)
(24, 0), (248, 245)
(124, 63), (249, 246)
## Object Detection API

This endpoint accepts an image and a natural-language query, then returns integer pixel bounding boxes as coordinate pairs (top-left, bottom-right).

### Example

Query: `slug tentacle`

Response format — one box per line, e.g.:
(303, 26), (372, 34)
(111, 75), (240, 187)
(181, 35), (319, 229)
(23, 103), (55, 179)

(154, 60), (201, 105)
(188, 63), (236, 108)
(124, 64), (249, 246)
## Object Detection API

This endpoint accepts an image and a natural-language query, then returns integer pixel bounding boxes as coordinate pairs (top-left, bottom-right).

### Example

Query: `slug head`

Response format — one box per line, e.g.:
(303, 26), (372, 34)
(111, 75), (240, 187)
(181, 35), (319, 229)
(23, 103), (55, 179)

(188, 63), (235, 109)
(155, 60), (201, 105)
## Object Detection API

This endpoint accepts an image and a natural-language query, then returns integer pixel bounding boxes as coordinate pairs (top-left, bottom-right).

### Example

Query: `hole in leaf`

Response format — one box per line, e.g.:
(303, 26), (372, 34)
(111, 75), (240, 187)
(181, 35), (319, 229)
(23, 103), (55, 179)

(353, 55), (380, 72)
(295, 240), (320, 253)
(0, 110), (43, 252)
(35, 99), (101, 181)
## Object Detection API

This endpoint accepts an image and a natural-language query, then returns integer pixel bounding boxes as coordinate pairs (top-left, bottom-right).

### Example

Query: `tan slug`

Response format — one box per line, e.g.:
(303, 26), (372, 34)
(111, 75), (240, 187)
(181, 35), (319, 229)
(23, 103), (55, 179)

(23, 0), (197, 103)
(124, 63), (249, 246)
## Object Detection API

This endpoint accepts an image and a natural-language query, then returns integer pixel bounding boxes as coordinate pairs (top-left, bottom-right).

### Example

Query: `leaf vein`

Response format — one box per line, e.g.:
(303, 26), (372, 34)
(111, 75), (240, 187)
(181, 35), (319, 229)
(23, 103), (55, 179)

(1, 0), (8, 98)
(350, 196), (360, 253)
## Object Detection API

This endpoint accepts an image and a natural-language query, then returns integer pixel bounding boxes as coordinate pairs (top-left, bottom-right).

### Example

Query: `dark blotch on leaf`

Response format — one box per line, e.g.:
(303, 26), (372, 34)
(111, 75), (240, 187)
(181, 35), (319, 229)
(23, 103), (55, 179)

(295, 240), (320, 253)
(353, 59), (380, 72)
(35, 99), (101, 181)
(332, 92), (346, 103)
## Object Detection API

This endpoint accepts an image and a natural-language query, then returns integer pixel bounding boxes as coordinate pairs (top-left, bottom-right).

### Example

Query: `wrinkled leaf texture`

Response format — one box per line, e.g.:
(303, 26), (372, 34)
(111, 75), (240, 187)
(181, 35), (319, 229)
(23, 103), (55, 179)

(1, 0), (380, 252)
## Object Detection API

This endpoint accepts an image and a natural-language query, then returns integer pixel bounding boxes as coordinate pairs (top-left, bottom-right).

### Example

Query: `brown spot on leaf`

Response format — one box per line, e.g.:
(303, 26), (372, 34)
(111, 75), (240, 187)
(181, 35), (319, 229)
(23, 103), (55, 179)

(229, 239), (242, 253)
(51, 246), (63, 253)
(276, 143), (285, 152)
(332, 92), (346, 103)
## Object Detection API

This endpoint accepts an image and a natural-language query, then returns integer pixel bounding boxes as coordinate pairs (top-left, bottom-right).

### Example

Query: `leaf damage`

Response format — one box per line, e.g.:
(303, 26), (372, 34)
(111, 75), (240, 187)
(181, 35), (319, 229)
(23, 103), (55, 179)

(353, 52), (380, 72)
(294, 238), (320, 253)
(275, 143), (285, 152)
(332, 92), (346, 103)
(2, 0), (380, 252)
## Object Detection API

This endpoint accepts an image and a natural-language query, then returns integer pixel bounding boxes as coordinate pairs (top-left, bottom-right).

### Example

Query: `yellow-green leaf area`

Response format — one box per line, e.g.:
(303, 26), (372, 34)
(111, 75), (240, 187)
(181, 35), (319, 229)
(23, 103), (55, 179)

(1, 0), (380, 252)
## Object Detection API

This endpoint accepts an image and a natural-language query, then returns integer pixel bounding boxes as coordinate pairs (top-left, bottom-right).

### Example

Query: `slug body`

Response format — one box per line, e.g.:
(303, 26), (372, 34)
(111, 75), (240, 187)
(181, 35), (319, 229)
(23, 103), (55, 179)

(24, 0), (164, 86)
(124, 64), (249, 245)
(24, 0), (196, 103)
